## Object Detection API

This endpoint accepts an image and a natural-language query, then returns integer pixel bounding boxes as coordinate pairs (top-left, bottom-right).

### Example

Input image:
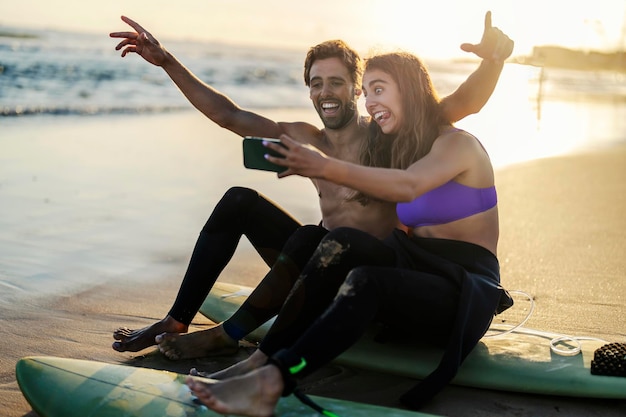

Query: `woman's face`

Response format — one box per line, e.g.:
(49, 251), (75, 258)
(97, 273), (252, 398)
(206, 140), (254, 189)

(362, 68), (403, 135)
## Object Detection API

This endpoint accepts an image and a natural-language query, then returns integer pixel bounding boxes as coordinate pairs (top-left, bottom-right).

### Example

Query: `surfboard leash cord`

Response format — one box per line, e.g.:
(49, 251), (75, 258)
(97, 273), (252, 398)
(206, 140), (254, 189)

(484, 289), (614, 357)
(293, 389), (341, 417)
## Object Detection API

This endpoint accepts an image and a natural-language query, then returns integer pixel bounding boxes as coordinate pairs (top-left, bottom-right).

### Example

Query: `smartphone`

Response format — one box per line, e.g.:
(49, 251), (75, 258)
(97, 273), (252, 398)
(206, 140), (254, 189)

(242, 137), (286, 173)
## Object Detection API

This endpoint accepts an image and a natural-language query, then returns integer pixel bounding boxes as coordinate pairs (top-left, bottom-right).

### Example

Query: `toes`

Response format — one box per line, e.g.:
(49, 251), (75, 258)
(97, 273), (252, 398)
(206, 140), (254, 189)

(112, 341), (125, 352)
(159, 345), (181, 360)
(155, 332), (177, 346)
(156, 332), (175, 344)
(113, 327), (132, 340)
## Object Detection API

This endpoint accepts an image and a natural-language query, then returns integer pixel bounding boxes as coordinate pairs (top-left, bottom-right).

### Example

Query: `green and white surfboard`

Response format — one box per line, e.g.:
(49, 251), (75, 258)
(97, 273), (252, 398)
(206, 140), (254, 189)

(16, 356), (440, 417)
(200, 281), (626, 400)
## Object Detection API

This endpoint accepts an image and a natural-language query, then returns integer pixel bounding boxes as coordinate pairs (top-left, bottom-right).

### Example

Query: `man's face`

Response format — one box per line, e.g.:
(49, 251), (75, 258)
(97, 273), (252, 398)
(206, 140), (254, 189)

(308, 57), (360, 130)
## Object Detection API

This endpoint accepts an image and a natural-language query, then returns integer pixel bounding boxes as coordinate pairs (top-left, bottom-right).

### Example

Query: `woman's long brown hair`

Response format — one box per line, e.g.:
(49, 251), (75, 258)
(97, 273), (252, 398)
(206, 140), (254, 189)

(351, 52), (450, 204)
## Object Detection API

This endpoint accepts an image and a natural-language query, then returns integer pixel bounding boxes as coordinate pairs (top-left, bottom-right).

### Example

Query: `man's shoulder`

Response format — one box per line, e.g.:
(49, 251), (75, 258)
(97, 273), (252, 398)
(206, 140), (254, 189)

(280, 121), (323, 144)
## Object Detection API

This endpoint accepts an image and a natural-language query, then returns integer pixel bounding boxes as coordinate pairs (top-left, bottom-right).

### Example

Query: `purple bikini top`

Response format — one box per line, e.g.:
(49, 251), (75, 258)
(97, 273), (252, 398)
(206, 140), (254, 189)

(396, 181), (497, 228)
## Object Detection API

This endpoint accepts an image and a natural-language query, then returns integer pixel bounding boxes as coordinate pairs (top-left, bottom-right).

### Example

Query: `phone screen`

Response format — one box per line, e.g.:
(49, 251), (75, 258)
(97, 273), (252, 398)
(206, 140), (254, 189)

(242, 137), (286, 173)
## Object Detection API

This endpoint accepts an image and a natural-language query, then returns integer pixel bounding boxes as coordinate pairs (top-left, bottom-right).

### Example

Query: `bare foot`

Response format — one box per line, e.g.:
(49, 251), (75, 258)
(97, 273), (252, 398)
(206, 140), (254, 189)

(156, 324), (239, 360)
(112, 315), (187, 352)
(208, 349), (268, 380)
(186, 365), (283, 417)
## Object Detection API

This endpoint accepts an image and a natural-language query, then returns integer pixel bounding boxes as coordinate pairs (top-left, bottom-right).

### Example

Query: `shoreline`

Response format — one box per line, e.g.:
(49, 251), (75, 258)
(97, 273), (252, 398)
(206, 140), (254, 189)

(1, 111), (625, 416)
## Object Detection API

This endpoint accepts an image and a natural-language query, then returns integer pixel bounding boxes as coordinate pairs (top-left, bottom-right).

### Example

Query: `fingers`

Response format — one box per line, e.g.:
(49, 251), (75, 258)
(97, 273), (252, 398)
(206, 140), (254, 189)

(262, 139), (288, 156)
(491, 28), (504, 60)
(114, 38), (135, 51)
(459, 42), (477, 54)
(276, 169), (292, 179)
(262, 144), (293, 179)
(110, 31), (147, 57)
(498, 38), (514, 61)
(120, 46), (138, 58)
(484, 11), (492, 31)
(483, 10), (514, 60)
(110, 31), (138, 40)
(110, 17), (149, 46)
(121, 15), (147, 34)
(462, 10), (514, 61)
(491, 29), (514, 60)
(110, 17), (141, 56)
(460, 11), (494, 56)
(114, 38), (138, 57)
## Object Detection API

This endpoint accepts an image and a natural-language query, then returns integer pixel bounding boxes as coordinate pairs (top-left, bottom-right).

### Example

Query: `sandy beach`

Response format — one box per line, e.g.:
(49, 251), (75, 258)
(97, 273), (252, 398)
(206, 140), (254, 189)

(1, 108), (625, 417)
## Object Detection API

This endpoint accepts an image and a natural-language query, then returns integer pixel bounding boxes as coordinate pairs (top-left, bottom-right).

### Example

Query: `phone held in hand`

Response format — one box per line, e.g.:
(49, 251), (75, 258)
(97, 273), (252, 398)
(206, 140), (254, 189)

(242, 137), (286, 173)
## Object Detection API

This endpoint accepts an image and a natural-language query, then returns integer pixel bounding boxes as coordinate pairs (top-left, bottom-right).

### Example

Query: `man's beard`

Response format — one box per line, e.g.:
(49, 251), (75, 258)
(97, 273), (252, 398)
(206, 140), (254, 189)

(319, 101), (357, 130)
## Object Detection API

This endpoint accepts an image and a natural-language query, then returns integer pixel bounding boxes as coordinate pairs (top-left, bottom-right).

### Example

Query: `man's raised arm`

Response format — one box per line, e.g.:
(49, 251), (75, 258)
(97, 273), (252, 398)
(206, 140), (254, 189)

(110, 16), (284, 138)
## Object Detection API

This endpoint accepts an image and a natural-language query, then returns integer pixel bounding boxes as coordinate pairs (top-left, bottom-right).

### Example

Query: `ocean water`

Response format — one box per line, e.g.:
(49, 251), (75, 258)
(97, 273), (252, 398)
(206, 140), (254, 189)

(1, 26), (626, 304)
(0, 26), (497, 117)
(0, 26), (312, 116)
(4, 25), (624, 118)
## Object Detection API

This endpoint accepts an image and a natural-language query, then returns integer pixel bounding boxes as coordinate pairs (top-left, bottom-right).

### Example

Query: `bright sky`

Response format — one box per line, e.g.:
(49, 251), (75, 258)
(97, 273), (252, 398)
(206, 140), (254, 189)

(1, 0), (624, 58)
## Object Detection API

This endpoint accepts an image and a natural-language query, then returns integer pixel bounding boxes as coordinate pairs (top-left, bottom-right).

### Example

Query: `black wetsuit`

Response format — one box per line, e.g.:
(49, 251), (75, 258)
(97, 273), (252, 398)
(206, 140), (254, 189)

(260, 227), (511, 410)
(167, 186), (306, 333)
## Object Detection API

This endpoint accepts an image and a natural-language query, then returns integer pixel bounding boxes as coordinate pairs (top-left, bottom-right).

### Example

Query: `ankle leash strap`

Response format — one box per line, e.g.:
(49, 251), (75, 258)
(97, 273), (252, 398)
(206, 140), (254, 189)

(268, 349), (341, 417)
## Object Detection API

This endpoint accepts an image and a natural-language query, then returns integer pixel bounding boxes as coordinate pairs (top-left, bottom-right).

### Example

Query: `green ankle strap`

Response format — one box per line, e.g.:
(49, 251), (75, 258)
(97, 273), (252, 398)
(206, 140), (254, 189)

(267, 349), (341, 417)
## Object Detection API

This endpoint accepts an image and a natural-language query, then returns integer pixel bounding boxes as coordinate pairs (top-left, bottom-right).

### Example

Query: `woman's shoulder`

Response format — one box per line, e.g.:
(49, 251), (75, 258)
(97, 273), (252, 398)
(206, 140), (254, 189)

(434, 126), (480, 149)
(432, 127), (491, 166)
(438, 126), (476, 139)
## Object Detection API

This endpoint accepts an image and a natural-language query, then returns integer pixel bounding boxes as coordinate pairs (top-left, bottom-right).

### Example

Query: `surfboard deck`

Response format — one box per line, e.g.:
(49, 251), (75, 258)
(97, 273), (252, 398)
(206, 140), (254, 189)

(16, 356), (440, 417)
(200, 281), (626, 399)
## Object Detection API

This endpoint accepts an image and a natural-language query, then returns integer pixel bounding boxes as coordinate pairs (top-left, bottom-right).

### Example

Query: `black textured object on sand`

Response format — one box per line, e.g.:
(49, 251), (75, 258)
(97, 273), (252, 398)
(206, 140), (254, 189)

(590, 343), (626, 377)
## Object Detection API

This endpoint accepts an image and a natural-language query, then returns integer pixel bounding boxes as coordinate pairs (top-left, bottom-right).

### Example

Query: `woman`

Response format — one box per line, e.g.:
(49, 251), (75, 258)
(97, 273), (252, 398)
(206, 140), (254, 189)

(186, 51), (512, 415)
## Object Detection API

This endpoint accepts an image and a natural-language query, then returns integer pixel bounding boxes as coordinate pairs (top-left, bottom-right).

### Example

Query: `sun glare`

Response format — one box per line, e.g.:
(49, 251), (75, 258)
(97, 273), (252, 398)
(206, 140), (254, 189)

(353, 0), (624, 59)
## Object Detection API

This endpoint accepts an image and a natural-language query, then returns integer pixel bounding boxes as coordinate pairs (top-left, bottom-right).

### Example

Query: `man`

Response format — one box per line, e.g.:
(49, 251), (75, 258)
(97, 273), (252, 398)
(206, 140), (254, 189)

(110, 12), (513, 358)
